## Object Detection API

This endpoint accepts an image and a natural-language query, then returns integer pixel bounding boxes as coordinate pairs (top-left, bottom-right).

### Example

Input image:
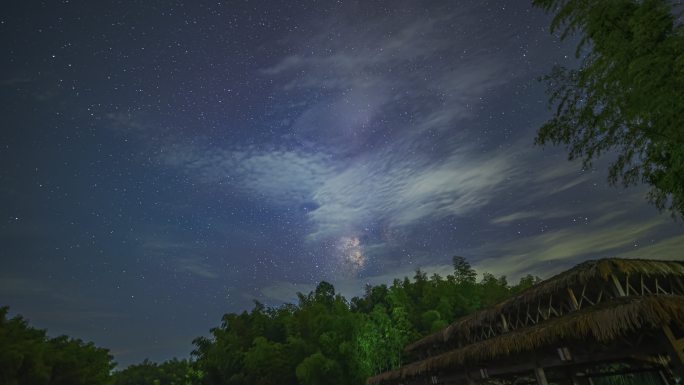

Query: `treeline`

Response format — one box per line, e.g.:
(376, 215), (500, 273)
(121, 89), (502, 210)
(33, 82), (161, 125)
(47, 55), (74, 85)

(0, 306), (114, 385)
(1, 257), (539, 385)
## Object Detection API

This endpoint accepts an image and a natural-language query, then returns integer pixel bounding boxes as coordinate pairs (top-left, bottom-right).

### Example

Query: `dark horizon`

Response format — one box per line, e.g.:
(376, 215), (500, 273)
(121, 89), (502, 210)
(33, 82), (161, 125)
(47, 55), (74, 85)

(2, 0), (683, 367)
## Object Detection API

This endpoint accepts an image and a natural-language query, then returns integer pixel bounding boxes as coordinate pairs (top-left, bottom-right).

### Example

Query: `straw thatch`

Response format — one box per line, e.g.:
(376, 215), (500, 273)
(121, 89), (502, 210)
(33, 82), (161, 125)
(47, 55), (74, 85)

(369, 295), (684, 384)
(405, 258), (684, 353)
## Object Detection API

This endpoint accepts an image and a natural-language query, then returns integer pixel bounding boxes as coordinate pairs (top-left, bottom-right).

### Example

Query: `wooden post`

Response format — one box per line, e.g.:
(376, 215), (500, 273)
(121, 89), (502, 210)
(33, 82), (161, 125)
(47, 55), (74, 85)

(663, 326), (684, 380)
(610, 274), (627, 297)
(534, 366), (549, 385)
(500, 314), (509, 332)
(658, 370), (672, 385)
(462, 367), (476, 385)
(663, 326), (684, 364)
(567, 288), (580, 310)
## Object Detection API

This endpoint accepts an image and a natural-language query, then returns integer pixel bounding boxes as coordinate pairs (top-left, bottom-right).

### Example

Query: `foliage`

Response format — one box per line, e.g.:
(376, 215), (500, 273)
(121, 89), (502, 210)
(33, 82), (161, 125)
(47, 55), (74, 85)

(112, 358), (202, 385)
(354, 305), (413, 377)
(533, 0), (684, 217)
(0, 306), (115, 385)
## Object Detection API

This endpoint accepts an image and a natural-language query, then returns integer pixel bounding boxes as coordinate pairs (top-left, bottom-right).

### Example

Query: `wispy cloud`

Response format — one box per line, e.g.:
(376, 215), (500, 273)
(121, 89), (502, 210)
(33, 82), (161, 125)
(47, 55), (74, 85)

(491, 210), (565, 224)
(159, 144), (335, 205)
(140, 235), (219, 279)
(262, 10), (514, 152)
(476, 213), (683, 279)
(143, 135), (521, 248)
(0, 277), (53, 295)
(174, 257), (219, 279)
(622, 234), (684, 259)
(307, 146), (519, 241)
(0, 76), (34, 86)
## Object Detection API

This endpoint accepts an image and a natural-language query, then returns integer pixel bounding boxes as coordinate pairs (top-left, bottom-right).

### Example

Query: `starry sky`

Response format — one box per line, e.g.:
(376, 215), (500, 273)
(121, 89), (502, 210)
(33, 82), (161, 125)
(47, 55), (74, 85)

(1, 0), (683, 367)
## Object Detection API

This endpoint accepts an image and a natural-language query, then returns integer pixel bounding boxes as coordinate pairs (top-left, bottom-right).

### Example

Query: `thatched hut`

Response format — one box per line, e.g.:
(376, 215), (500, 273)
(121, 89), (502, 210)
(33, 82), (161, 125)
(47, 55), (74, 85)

(368, 258), (684, 385)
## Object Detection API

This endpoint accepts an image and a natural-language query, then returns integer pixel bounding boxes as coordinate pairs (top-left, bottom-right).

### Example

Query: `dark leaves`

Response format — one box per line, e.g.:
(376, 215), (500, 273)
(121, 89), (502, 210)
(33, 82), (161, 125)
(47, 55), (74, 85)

(535, 0), (684, 218)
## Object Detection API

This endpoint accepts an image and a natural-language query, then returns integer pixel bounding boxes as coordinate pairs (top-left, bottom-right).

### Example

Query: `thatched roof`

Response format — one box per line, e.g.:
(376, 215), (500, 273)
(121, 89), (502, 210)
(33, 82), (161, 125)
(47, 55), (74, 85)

(405, 258), (684, 353)
(369, 295), (684, 384)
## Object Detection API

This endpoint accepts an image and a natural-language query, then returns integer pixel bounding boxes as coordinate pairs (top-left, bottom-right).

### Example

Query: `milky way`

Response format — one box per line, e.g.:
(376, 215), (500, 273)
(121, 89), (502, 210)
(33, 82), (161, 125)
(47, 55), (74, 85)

(336, 236), (366, 276)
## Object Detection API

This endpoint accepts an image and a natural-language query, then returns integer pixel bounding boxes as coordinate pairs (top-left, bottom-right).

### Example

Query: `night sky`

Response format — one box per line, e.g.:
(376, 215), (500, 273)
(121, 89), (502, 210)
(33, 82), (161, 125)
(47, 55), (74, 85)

(2, 0), (683, 367)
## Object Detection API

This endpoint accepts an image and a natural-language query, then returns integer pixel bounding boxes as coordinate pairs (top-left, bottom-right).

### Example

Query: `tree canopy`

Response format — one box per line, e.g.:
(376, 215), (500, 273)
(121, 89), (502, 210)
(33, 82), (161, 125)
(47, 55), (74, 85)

(533, 0), (684, 217)
(111, 358), (202, 385)
(0, 307), (115, 385)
